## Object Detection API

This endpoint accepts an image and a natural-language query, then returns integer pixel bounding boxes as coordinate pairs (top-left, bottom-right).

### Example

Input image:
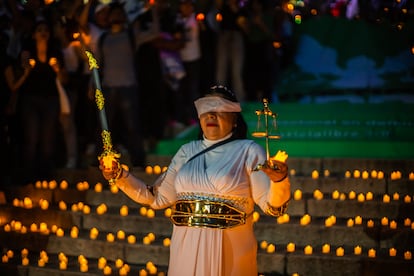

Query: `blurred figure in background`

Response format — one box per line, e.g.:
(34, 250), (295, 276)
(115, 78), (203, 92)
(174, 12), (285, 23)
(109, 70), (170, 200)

(18, 19), (67, 183)
(174, 0), (201, 126)
(214, 0), (248, 102)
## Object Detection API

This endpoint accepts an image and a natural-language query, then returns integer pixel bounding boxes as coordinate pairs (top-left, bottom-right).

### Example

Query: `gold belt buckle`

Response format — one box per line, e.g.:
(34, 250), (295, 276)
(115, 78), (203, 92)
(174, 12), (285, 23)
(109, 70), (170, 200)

(170, 200), (246, 229)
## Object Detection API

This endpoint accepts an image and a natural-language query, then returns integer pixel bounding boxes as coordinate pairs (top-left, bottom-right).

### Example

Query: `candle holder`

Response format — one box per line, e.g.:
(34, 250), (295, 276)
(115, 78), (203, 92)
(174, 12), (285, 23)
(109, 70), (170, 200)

(251, 99), (286, 171)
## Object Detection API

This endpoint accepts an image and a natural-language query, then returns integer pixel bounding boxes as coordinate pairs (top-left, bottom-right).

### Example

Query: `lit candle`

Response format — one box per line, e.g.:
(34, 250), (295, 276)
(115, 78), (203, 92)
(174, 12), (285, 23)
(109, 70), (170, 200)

(336, 247), (344, 256)
(58, 201), (67, 211)
(409, 172), (414, 180)
(38, 259), (46, 267)
(339, 193), (346, 201)
(127, 235), (136, 244)
(347, 218), (354, 227)
(90, 227), (99, 239)
(383, 194), (390, 203)
(344, 171), (351, 178)
(293, 189), (302, 200)
(260, 240), (268, 250)
(304, 245), (313, 255)
(348, 191), (356, 200)
(367, 220), (374, 228)
(286, 243), (295, 252)
(41, 180), (48, 189)
(49, 180), (57, 189)
(252, 211), (260, 222)
(2, 255), (8, 263)
(313, 189), (323, 200)
(332, 190), (339, 200)
(94, 182), (103, 193)
(103, 265), (112, 275)
(117, 230), (126, 240)
(147, 232), (155, 242)
(389, 220), (397, 229)
(368, 248), (376, 258)
(83, 205), (91, 214)
(370, 170), (378, 179)
(139, 269), (148, 276)
(266, 244), (275, 253)
(39, 222), (48, 234)
(120, 205), (129, 216)
(147, 208), (155, 218)
(80, 263), (88, 272)
(148, 264), (158, 275)
(22, 257), (29, 266)
(145, 166), (153, 174)
(4, 224), (12, 232)
(389, 248), (397, 257)
(56, 228), (64, 237)
(139, 206), (147, 216)
(14, 221), (22, 231)
(115, 258), (124, 268)
(35, 181), (42, 189)
(143, 236), (151, 245)
(366, 192), (373, 201)
(164, 208), (172, 217)
(30, 223), (38, 232)
(98, 257), (107, 269)
(381, 217), (389, 226)
(60, 180), (68, 190)
(362, 171), (369, 179)
(353, 170), (360, 178)
(354, 246), (362, 255)
(300, 214), (311, 226)
(110, 184), (119, 193)
(324, 169), (330, 177)
(377, 171), (384, 179)
(23, 197), (33, 208)
(163, 238), (171, 247)
(311, 170), (319, 179)
(355, 216), (362, 225)
(393, 193), (400, 201)
(404, 251), (412, 260)
(322, 244), (330, 254)
(59, 261), (67, 270)
(290, 169), (296, 176)
(21, 248), (29, 258)
(106, 233), (115, 242)
(325, 217), (333, 227)
(70, 226), (79, 238)
(357, 193), (365, 202)
(404, 218), (411, 226)
(404, 195), (412, 203)
(6, 250), (13, 258)
(153, 165), (162, 174)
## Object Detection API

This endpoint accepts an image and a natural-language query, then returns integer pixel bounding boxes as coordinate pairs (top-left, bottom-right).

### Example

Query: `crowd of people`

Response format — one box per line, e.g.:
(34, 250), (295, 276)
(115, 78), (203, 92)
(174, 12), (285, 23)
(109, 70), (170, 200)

(0, 0), (295, 186)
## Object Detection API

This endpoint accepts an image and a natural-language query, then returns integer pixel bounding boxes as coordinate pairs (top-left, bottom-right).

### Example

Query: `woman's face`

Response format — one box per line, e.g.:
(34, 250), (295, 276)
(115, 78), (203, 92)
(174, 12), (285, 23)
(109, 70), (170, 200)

(199, 112), (236, 140)
(33, 22), (50, 41)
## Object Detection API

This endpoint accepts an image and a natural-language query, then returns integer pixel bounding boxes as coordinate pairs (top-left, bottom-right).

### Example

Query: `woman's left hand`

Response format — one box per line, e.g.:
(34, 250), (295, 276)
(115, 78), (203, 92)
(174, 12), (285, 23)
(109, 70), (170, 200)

(261, 160), (288, 182)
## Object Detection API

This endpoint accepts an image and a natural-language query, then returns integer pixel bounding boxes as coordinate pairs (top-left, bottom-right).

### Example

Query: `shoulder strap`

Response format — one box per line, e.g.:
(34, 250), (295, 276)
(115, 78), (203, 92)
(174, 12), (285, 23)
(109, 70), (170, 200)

(186, 137), (236, 164)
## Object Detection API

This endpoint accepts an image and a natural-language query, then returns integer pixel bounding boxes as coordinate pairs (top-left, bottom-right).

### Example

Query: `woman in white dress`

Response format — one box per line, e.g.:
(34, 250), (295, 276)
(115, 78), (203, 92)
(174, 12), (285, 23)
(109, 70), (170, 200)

(100, 85), (291, 276)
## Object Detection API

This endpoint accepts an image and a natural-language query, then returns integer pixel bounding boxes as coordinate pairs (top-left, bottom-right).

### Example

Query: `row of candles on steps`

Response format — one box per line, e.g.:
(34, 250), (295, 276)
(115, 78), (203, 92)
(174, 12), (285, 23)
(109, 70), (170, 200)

(1, 249), (163, 276)
(5, 194), (414, 229)
(258, 241), (413, 260)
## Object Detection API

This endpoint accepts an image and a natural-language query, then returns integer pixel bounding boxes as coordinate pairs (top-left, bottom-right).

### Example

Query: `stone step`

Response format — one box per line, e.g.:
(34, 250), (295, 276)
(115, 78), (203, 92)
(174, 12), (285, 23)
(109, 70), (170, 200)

(1, 235), (413, 276)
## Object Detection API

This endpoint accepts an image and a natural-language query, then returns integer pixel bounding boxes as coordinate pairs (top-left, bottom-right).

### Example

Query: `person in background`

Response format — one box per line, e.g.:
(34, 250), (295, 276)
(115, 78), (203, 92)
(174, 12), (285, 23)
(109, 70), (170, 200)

(97, 2), (147, 168)
(18, 19), (68, 183)
(99, 85), (291, 276)
(242, 0), (276, 102)
(174, 0), (202, 126)
(214, 0), (248, 102)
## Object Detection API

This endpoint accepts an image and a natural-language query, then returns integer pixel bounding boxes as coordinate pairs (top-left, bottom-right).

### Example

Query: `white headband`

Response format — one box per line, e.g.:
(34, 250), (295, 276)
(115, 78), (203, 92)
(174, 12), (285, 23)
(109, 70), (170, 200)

(194, 96), (241, 117)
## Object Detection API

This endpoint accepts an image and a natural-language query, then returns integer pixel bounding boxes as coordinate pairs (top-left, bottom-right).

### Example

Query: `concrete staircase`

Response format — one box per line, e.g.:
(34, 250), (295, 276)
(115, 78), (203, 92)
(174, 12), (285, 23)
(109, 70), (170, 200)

(0, 156), (414, 276)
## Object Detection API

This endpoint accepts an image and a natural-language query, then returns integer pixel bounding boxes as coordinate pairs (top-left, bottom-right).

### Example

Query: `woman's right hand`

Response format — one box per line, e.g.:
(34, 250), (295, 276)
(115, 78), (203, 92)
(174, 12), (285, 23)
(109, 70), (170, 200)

(99, 156), (122, 182)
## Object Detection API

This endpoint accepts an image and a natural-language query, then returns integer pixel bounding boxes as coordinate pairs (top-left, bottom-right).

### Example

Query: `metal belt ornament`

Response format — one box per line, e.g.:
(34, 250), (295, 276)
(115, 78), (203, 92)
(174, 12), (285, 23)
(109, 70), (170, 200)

(85, 50), (121, 185)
